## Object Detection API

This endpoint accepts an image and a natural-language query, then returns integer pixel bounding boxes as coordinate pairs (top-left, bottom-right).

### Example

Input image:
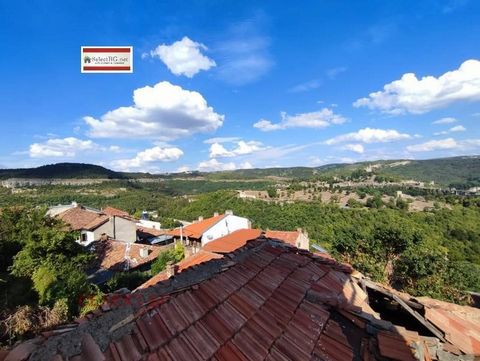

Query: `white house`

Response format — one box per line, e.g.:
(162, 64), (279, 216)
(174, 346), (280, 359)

(168, 210), (251, 252)
(55, 205), (137, 245)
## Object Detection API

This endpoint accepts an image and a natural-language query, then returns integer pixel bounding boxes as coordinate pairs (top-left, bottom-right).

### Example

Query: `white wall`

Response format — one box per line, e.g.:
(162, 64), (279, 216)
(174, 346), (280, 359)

(94, 216), (137, 243)
(78, 230), (95, 246)
(201, 215), (250, 246)
(137, 219), (161, 229)
(296, 233), (310, 250)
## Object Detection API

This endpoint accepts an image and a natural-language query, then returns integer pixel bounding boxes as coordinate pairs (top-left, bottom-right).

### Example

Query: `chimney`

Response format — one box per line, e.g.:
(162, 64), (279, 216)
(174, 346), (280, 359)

(184, 246), (193, 259)
(214, 212), (219, 217)
(247, 220), (252, 229)
(297, 227), (303, 234)
(198, 216), (204, 222)
(140, 247), (149, 258)
(166, 261), (176, 278)
(225, 210), (233, 215)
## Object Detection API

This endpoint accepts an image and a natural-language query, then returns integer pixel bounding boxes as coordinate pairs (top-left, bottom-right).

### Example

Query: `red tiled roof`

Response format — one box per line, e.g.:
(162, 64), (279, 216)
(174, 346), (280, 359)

(264, 230), (301, 246)
(202, 228), (263, 253)
(102, 206), (130, 217)
(92, 239), (164, 271)
(57, 206), (108, 231)
(167, 214), (226, 239)
(6, 239), (480, 361)
(421, 300), (480, 355)
(137, 250), (224, 289)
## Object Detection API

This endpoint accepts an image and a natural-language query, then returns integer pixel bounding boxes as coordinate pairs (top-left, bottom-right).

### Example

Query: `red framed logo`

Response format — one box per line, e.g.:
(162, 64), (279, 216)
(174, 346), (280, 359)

(81, 46), (133, 73)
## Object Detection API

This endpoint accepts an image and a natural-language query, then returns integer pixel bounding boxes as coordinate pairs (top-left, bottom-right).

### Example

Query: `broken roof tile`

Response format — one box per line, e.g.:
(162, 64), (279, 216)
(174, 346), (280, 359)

(7, 238), (480, 361)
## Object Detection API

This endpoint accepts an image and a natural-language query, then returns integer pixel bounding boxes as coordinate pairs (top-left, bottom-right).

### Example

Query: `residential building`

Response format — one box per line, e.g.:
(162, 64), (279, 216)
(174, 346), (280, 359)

(168, 210), (251, 252)
(87, 239), (166, 282)
(265, 228), (310, 249)
(56, 205), (137, 245)
(201, 227), (310, 253)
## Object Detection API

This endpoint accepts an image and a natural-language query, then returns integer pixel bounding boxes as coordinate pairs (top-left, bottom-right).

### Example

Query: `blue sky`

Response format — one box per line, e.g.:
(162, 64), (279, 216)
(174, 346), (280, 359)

(1, 0), (479, 172)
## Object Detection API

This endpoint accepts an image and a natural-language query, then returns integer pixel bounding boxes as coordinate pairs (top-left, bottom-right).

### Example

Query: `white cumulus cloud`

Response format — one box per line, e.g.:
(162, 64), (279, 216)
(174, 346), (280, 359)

(432, 117), (458, 125)
(209, 140), (265, 158)
(406, 138), (480, 152)
(84, 81), (224, 140)
(253, 108), (346, 132)
(354, 59), (480, 114)
(197, 159), (253, 172)
(203, 137), (241, 144)
(406, 138), (459, 152)
(343, 144), (365, 154)
(147, 37), (216, 77)
(434, 125), (466, 135)
(112, 146), (183, 171)
(325, 128), (411, 145)
(29, 137), (98, 158)
(197, 159), (236, 172)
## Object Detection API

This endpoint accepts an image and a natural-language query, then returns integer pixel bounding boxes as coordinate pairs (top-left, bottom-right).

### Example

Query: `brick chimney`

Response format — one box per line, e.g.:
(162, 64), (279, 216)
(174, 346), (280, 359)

(140, 247), (149, 258)
(166, 261), (176, 278)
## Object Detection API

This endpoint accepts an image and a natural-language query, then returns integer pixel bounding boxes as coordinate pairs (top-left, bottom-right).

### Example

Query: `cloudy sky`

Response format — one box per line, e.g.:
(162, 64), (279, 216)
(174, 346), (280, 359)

(1, 1), (479, 172)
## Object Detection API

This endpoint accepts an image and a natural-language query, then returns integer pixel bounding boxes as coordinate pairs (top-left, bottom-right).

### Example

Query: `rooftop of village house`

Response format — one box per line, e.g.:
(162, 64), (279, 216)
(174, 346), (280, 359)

(3, 236), (480, 361)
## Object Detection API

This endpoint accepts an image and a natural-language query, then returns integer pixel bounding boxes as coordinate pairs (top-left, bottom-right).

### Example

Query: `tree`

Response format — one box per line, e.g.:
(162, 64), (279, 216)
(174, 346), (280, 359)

(5, 208), (93, 313)
(366, 195), (383, 209)
(266, 187), (278, 198)
(347, 198), (362, 208)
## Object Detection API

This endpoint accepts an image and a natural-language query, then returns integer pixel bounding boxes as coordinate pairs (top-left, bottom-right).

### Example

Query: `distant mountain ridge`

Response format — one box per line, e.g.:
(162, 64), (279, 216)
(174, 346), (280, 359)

(0, 156), (479, 186)
(0, 163), (125, 180)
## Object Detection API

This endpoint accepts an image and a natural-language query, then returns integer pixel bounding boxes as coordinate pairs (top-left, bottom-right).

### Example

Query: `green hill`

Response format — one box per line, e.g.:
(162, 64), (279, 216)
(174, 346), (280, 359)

(376, 156), (480, 187)
(0, 156), (479, 187)
(0, 163), (125, 179)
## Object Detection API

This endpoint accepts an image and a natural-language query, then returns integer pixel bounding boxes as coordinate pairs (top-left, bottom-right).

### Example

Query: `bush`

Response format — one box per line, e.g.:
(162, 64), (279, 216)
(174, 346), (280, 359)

(105, 271), (150, 293)
(151, 244), (185, 275)
(79, 287), (104, 316)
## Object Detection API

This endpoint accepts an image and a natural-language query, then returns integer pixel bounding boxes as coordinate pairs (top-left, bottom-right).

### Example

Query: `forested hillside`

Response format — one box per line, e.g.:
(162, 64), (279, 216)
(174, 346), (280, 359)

(160, 191), (480, 303)
(0, 163), (124, 179)
(1, 156), (479, 187)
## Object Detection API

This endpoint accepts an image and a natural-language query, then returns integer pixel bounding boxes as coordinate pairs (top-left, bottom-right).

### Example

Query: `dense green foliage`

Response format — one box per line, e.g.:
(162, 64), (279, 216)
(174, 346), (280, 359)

(156, 190), (480, 303)
(0, 208), (94, 315)
(151, 244), (185, 275)
(105, 271), (150, 293)
(376, 156), (480, 186)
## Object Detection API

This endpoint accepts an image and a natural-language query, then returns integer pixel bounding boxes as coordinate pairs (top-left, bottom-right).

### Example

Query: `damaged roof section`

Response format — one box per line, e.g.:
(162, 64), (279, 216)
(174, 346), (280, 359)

(5, 238), (480, 361)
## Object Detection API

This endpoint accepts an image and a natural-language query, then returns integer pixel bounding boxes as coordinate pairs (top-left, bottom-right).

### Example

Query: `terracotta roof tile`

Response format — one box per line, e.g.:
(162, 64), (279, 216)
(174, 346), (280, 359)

(137, 250), (223, 289)
(7, 238), (480, 361)
(57, 206), (108, 231)
(264, 230), (301, 246)
(167, 214), (226, 239)
(203, 229), (263, 253)
(92, 240), (163, 272)
(102, 206), (130, 217)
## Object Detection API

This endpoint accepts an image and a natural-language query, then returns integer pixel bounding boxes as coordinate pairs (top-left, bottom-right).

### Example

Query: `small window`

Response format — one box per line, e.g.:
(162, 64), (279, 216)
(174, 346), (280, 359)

(81, 233), (88, 243)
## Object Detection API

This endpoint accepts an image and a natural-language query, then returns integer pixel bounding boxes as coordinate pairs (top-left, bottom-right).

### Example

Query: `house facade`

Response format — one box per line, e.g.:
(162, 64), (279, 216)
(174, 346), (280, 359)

(55, 205), (137, 245)
(168, 211), (251, 253)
